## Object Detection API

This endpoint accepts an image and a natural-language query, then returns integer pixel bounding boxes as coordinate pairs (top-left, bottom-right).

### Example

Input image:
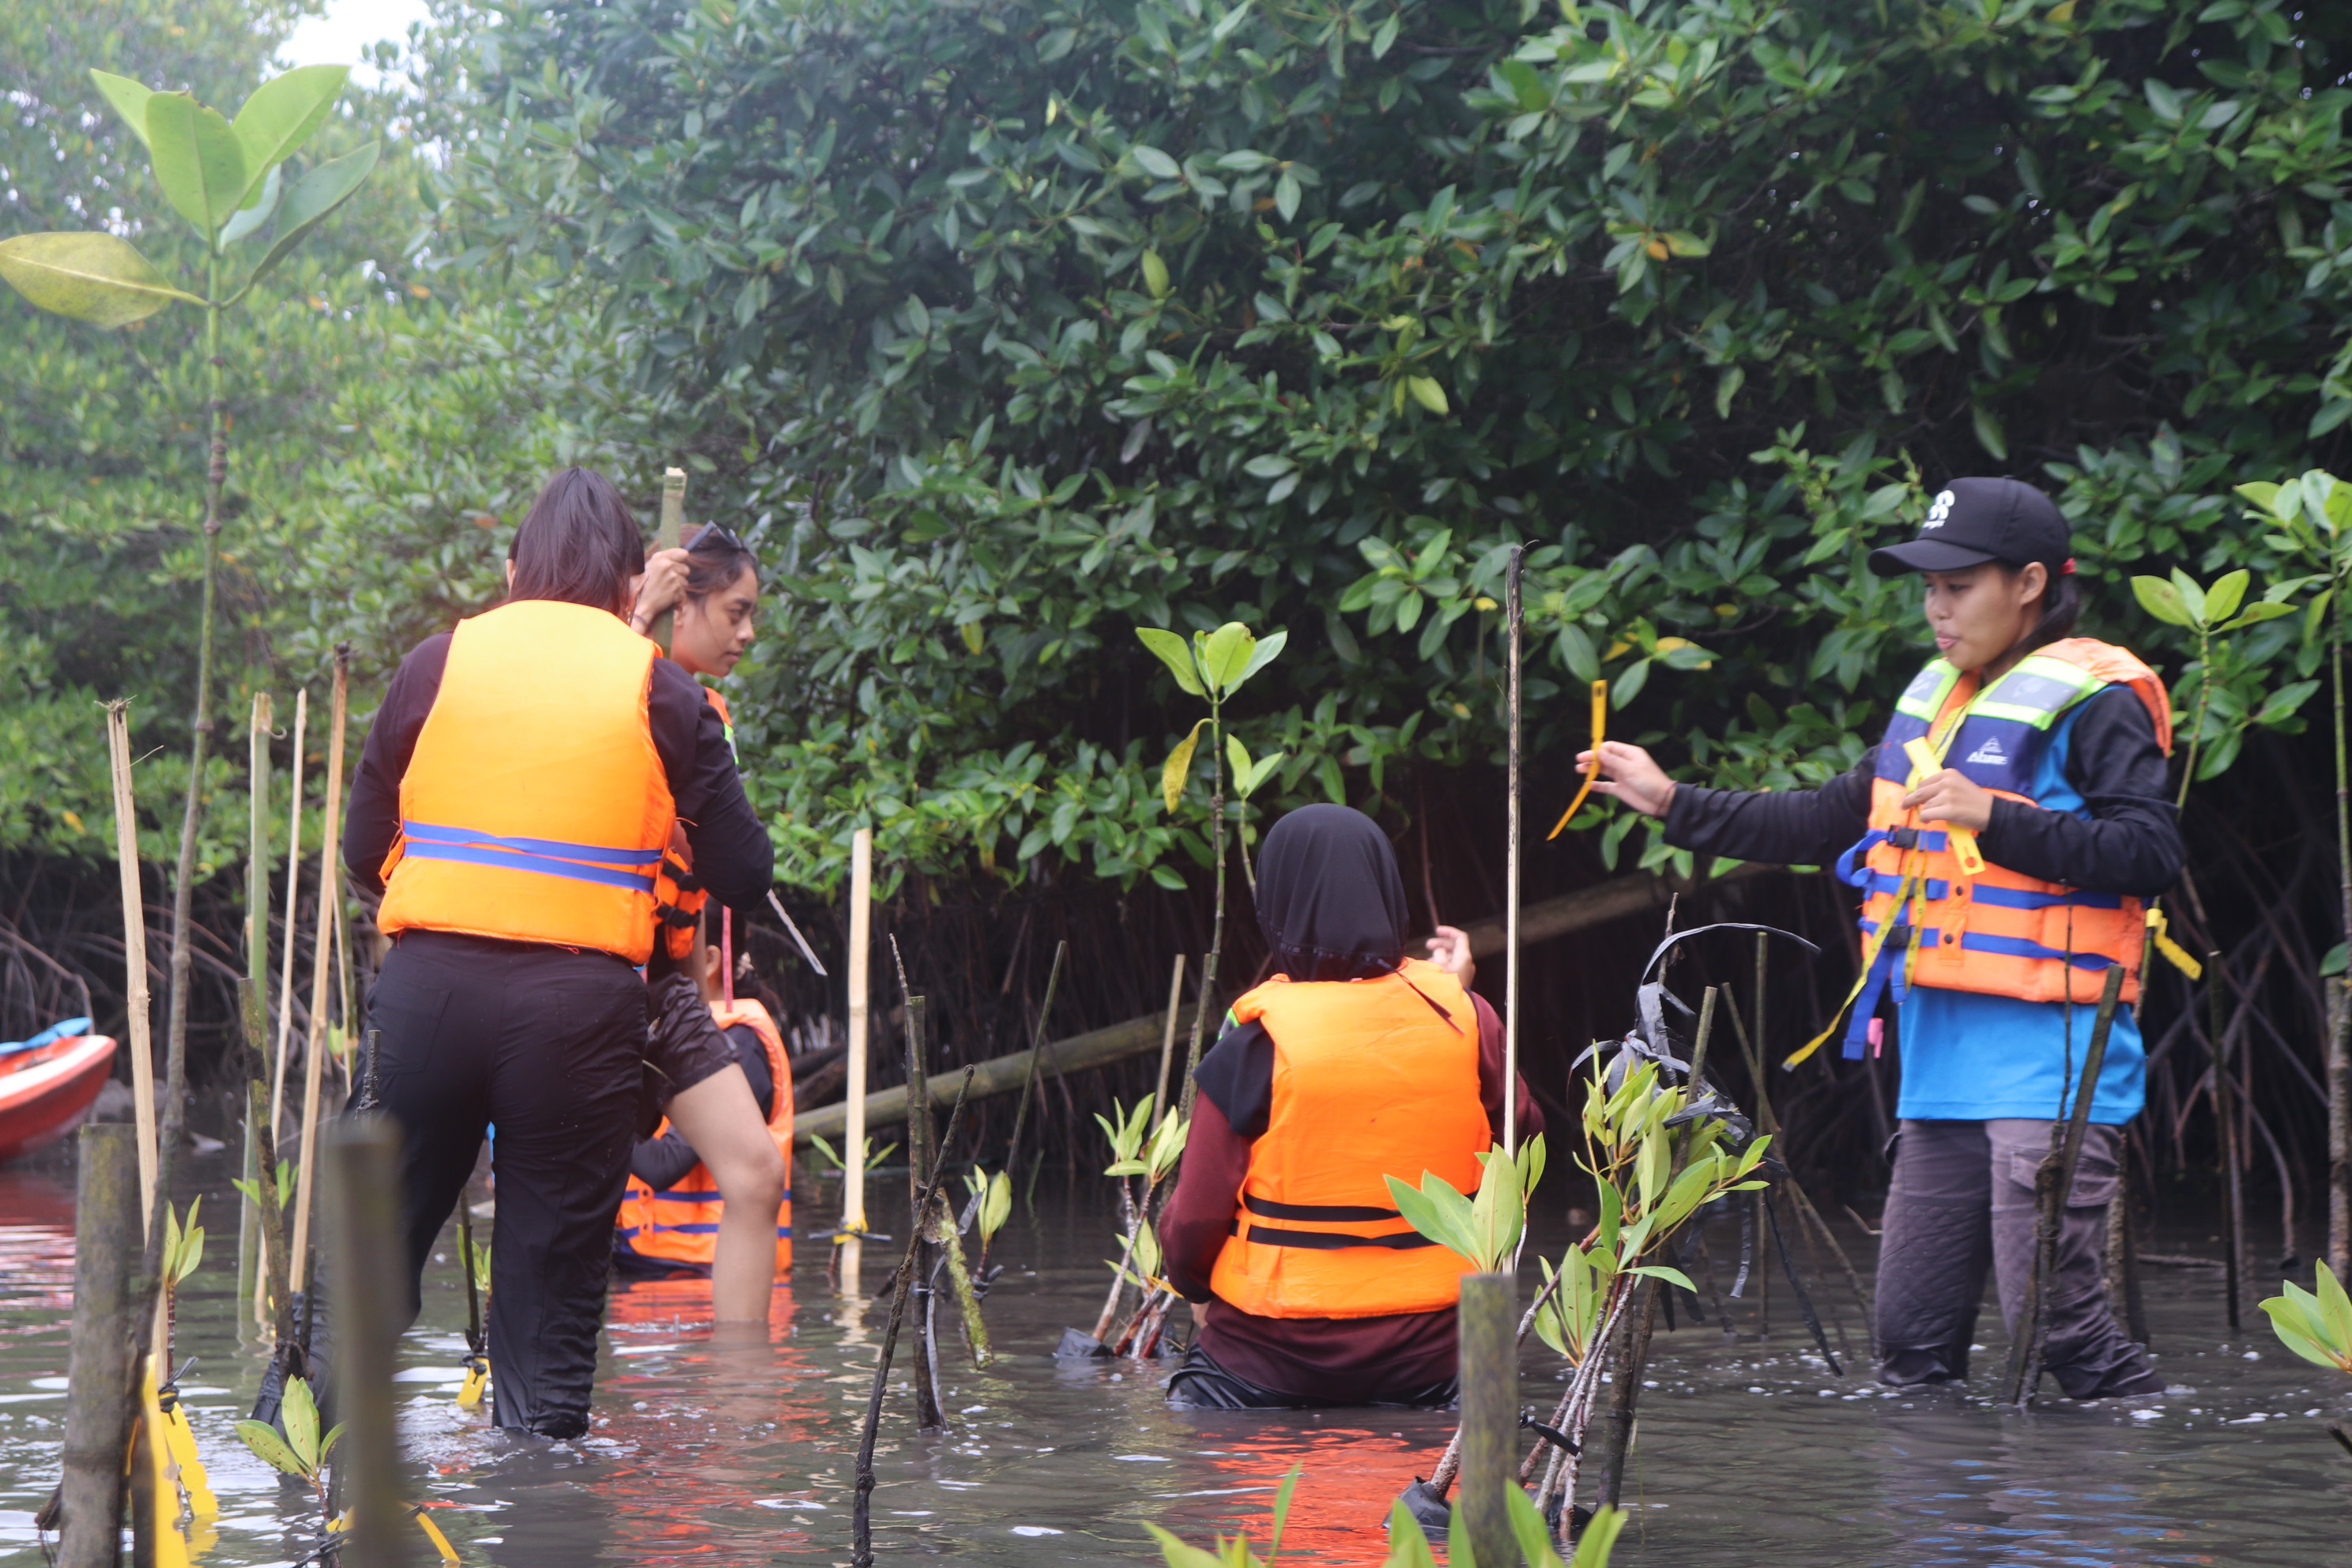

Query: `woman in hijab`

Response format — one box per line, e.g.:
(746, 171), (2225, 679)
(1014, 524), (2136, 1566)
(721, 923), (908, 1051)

(1159, 804), (1542, 1408)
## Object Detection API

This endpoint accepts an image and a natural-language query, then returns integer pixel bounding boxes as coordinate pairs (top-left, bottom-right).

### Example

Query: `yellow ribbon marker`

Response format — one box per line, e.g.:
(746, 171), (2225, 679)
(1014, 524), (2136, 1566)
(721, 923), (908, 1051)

(2147, 906), (2203, 980)
(158, 1393), (216, 1517)
(413, 1505), (463, 1563)
(1899, 737), (1986, 875)
(138, 1363), (194, 1568)
(1546, 680), (1611, 839)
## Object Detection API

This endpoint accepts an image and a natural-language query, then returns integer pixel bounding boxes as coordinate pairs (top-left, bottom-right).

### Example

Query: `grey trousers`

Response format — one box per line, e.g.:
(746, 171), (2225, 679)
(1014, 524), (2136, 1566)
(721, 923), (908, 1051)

(1874, 1118), (2162, 1399)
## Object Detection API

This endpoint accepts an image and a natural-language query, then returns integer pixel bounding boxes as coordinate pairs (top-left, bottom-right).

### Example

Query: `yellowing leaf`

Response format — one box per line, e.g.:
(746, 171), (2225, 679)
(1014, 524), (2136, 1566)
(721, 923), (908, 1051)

(959, 621), (986, 654)
(1406, 375), (1449, 415)
(0, 232), (201, 326)
(1161, 718), (1207, 812)
(1140, 248), (1170, 299)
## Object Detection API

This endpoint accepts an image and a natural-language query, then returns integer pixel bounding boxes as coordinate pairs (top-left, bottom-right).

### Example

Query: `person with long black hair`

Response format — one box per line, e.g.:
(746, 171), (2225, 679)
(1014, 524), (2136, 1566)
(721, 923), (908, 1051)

(1159, 804), (1541, 1409)
(343, 467), (771, 1437)
(1584, 477), (2178, 1399)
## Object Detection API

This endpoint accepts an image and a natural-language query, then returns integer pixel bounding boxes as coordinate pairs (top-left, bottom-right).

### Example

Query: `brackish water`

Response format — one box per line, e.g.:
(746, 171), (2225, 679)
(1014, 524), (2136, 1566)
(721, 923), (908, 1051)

(3, 1140), (2349, 1566)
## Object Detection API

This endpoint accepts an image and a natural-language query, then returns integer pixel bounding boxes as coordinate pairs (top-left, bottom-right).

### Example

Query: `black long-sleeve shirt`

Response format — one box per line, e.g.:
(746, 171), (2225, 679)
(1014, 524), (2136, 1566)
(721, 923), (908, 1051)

(343, 632), (773, 911)
(1664, 683), (2181, 896)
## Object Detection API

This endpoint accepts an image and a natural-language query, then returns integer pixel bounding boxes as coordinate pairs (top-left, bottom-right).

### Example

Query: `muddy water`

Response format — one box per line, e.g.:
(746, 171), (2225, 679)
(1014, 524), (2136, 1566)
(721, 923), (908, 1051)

(3, 1144), (2350, 1566)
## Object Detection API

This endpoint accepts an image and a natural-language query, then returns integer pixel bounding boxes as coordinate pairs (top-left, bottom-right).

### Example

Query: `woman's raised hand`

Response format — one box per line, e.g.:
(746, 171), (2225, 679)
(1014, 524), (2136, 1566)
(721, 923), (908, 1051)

(1577, 741), (1678, 820)
(628, 547), (694, 635)
(1425, 924), (1475, 990)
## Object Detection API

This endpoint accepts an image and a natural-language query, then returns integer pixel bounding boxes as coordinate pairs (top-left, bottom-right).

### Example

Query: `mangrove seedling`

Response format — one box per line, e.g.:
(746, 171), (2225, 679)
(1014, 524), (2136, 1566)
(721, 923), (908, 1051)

(1088, 1092), (1191, 1345)
(236, 1374), (340, 1522)
(961, 1167), (1013, 1253)
(2260, 1262), (2352, 1374)
(0, 64), (379, 1261)
(1223, 733), (1287, 895)
(2237, 470), (2352, 1279)
(808, 1133), (899, 1179)
(1136, 619), (1287, 1117)
(1385, 1136), (1547, 1276)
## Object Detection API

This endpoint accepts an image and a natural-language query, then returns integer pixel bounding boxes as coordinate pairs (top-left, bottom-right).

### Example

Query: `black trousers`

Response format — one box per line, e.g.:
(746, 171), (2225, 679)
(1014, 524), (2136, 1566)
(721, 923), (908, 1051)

(366, 930), (647, 1438)
(1875, 1118), (2162, 1400)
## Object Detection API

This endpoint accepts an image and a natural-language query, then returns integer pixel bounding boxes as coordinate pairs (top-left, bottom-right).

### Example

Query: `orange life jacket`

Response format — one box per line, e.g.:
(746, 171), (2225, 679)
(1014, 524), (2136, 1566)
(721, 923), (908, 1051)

(378, 600), (675, 964)
(650, 686), (734, 961)
(1208, 957), (1488, 1320)
(614, 997), (793, 1272)
(1835, 637), (2173, 1057)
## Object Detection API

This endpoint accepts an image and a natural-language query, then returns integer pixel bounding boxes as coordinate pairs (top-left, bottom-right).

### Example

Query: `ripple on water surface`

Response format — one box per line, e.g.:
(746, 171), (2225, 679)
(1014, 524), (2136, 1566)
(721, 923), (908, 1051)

(5, 1155), (2352, 1564)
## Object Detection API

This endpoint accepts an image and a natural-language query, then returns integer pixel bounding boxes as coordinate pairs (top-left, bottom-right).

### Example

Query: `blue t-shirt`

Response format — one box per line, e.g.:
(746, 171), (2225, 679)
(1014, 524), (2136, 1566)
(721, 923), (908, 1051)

(1889, 699), (2146, 1125)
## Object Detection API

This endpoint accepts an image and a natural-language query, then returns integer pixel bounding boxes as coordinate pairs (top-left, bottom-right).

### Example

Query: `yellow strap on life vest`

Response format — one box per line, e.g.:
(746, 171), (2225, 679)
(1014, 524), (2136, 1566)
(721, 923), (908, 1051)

(1785, 697), (1974, 1069)
(1547, 680), (1610, 839)
(2147, 906), (2203, 980)
(1900, 737), (1987, 876)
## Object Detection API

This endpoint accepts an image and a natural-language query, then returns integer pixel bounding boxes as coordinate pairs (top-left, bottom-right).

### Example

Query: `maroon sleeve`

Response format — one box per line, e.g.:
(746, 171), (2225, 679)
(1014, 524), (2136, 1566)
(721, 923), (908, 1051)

(1161, 1092), (1250, 1304)
(1472, 993), (1544, 1147)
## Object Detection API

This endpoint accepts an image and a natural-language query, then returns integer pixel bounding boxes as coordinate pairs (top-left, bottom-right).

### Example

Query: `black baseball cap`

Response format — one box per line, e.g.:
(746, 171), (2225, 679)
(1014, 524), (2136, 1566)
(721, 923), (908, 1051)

(1867, 477), (2072, 578)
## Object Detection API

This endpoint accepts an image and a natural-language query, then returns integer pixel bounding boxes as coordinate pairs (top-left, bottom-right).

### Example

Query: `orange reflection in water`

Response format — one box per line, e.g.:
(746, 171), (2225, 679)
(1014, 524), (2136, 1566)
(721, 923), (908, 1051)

(1182, 1419), (1443, 1567)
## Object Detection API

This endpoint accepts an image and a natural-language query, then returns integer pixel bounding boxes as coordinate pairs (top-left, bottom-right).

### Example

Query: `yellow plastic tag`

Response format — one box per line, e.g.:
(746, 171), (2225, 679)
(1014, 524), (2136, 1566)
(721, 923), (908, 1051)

(1547, 680), (1611, 840)
(138, 1366), (193, 1568)
(456, 1359), (488, 1411)
(159, 1397), (216, 1517)
(2147, 907), (2203, 980)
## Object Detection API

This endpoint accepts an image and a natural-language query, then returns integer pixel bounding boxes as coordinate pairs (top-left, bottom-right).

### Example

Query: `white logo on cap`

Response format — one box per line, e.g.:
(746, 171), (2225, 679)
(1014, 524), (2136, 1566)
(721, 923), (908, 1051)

(1923, 490), (1956, 530)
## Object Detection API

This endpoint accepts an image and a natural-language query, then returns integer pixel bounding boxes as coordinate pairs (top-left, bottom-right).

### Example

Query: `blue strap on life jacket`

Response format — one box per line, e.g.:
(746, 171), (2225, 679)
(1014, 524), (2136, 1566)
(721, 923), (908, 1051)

(399, 818), (662, 893)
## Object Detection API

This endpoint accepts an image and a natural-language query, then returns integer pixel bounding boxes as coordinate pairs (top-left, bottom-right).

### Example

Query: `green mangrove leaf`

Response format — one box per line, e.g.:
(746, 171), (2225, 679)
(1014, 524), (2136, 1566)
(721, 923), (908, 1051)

(1136, 627), (1204, 696)
(1198, 622), (1255, 694)
(88, 70), (155, 150)
(235, 1419), (307, 1477)
(219, 164), (283, 248)
(1507, 1481), (1567, 1568)
(146, 91), (249, 239)
(281, 1375), (322, 1468)
(1229, 628), (1288, 694)
(231, 65), (349, 207)
(2203, 568), (2250, 625)
(246, 140), (381, 287)
(0, 232), (201, 325)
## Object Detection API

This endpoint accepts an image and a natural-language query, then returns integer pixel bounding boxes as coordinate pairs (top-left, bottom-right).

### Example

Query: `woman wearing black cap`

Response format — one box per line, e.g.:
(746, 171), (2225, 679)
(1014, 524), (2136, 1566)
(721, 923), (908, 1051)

(1157, 804), (1542, 1408)
(1585, 477), (2179, 1400)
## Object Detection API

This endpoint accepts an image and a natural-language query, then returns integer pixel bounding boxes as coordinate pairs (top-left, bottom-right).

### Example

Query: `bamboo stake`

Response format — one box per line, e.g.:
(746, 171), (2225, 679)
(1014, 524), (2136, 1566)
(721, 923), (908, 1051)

(239, 693), (273, 1317)
(1151, 953), (1185, 1129)
(841, 827), (874, 1283)
(288, 646), (350, 1295)
(104, 702), (159, 1231)
(652, 468), (685, 650)
(58, 1124), (139, 1568)
(270, 689), (307, 1140)
(2004, 963), (2125, 1405)
(1504, 545), (1525, 1156)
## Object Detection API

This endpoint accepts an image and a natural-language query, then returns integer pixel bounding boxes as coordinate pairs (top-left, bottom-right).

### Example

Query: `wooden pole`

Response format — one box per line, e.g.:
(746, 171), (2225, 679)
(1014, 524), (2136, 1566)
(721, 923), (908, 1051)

(841, 826), (873, 1282)
(652, 468), (685, 650)
(1503, 545), (1525, 1155)
(288, 647), (349, 1295)
(327, 1118), (405, 1568)
(238, 692), (273, 1321)
(1456, 1273), (1517, 1568)
(1152, 952), (1185, 1128)
(104, 703), (159, 1234)
(270, 689), (307, 1140)
(854, 1069), (975, 1568)
(58, 1124), (140, 1568)
(2005, 963), (2124, 1405)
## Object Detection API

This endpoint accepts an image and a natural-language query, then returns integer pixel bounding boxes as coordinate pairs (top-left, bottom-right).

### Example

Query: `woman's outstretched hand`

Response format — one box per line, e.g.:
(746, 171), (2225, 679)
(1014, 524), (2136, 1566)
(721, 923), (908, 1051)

(1577, 741), (1677, 819)
(1425, 924), (1475, 991)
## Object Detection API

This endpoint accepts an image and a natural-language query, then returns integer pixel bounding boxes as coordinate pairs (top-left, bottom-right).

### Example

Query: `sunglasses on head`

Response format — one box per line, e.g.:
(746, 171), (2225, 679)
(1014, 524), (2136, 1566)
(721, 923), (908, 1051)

(688, 522), (747, 553)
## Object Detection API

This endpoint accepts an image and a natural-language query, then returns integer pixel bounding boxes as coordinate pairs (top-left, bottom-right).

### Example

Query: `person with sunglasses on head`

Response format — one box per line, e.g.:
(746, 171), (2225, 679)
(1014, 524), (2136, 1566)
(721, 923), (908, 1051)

(1581, 478), (2180, 1400)
(610, 522), (792, 1322)
(342, 469), (774, 1438)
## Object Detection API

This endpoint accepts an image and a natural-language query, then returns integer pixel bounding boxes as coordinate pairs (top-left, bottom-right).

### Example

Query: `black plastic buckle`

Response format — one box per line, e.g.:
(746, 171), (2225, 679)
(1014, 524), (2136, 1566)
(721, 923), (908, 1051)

(1887, 826), (1920, 850)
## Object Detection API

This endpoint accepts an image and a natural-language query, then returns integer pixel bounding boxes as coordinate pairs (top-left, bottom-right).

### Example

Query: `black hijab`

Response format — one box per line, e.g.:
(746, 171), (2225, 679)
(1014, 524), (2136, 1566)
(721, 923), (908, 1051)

(1254, 805), (1410, 982)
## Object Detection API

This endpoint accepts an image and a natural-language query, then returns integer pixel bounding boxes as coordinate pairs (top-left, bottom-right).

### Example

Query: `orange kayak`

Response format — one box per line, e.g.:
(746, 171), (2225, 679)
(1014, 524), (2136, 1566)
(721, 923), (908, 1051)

(0, 1032), (119, 1163)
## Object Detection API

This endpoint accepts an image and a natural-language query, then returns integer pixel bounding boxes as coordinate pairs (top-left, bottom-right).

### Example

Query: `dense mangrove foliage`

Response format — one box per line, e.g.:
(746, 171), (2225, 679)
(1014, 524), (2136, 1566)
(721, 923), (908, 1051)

(8, 0), (2352, 1203)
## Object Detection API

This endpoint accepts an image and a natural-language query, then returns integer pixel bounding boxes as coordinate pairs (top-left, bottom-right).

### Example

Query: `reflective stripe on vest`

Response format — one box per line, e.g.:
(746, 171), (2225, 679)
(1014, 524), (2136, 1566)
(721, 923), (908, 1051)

(378, 600), (675, 963)
(614, 997), (794, 1271)
(1838, 638), (2171, 1052)
(1208, 957), (1487, 1320)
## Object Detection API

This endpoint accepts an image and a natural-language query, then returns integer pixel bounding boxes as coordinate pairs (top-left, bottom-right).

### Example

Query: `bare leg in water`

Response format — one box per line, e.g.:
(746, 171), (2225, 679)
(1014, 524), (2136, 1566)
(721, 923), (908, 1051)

(663, 942), (787, 1324)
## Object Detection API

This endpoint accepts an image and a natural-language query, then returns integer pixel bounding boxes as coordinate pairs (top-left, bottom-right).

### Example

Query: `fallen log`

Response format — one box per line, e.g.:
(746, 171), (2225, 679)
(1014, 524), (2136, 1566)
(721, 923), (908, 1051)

(794, 864), (1795, 1143)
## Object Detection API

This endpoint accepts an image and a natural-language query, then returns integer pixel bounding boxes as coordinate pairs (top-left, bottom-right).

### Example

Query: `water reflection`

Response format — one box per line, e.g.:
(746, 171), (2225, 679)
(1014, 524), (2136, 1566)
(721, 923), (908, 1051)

(5, 1151), (2352, 1564)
